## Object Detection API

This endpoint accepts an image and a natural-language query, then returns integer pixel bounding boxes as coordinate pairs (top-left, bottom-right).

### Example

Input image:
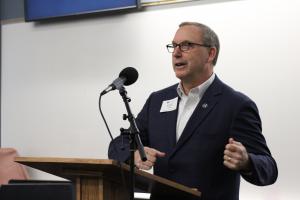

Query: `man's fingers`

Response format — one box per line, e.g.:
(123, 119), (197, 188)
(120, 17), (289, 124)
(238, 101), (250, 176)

(156, 151), (166, 157)
(136, 162), (151, 170)
(223, 159), (236, 169)
(224, 149), (242, 160)
(135, 147), (166, 171)
(144, 147), (166, 162)
(136, 159), (153, 170)
(145, 154), (157, 163)
(145, 152), (165, 163)
(229, 138), (242, 146)
(145, 147), (166, 158)
(225, 141), (244, 154)
(144, 160), (155, 167)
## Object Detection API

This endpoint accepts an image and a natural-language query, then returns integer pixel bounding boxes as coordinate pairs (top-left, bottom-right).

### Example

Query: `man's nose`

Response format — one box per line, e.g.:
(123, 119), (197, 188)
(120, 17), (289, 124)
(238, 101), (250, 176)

(173, 46), (182, 57)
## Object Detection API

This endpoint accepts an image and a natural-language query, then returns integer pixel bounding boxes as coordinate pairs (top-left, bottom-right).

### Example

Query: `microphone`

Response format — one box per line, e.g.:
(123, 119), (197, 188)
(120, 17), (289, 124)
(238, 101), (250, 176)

(101, 67), (138, 95)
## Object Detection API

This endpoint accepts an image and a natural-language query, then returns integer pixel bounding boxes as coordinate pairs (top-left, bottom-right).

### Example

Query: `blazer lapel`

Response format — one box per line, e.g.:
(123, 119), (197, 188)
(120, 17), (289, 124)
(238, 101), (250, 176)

(170, 76), (224, 157)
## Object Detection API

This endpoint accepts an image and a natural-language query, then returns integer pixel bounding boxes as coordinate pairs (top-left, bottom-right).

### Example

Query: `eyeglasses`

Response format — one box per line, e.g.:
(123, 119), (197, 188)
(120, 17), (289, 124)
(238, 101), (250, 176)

(166, 42), (211, 53)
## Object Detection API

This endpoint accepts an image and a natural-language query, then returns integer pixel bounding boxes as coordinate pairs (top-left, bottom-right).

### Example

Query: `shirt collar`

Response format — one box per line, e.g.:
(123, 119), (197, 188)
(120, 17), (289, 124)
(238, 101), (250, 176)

(176, 73), (216, 98)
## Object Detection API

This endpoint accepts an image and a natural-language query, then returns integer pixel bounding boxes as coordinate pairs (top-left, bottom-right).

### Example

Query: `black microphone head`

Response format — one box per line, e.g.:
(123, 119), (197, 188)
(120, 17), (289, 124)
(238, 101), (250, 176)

(119, 67), (138, 86)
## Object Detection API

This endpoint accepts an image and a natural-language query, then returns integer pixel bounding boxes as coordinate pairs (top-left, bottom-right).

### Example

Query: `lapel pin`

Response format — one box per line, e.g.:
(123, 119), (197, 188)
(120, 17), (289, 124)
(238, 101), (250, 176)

(202, 103), (208, 109)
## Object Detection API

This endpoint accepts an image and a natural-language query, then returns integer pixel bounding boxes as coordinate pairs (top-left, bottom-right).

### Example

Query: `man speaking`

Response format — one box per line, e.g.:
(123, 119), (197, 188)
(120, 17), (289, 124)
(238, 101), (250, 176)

(108, 22), (278, 200)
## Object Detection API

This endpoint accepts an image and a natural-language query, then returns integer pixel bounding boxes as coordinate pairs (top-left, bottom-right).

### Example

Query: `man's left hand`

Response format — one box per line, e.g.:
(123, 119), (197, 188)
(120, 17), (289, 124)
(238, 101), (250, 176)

(223, 138), (251, 172)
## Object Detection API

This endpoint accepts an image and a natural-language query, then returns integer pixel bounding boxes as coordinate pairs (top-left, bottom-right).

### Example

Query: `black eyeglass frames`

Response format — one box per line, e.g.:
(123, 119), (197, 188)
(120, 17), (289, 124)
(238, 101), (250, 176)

(166, 42), (211, 53)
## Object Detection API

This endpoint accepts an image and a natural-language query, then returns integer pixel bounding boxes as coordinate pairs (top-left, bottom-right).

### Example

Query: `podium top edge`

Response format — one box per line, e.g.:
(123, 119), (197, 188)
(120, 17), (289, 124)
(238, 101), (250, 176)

(15, 156), (117, 165)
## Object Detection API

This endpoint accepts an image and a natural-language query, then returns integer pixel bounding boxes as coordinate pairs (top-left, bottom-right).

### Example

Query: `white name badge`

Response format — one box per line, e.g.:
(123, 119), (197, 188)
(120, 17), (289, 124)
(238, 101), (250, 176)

(160, 97), (178, 112)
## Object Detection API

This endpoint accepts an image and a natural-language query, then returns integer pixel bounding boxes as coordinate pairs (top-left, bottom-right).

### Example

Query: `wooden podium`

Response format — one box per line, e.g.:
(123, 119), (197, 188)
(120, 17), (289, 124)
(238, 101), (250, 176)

(15, 157), (201, 200)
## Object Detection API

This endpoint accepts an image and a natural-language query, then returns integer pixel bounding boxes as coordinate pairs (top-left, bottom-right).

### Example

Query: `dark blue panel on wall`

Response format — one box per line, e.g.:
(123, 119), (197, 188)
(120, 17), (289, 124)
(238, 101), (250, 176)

(24, 0), (139, 21)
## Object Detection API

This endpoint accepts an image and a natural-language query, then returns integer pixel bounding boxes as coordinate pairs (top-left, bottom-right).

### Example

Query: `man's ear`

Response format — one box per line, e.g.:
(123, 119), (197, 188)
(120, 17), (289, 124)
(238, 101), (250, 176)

(207, 47), (217, 64)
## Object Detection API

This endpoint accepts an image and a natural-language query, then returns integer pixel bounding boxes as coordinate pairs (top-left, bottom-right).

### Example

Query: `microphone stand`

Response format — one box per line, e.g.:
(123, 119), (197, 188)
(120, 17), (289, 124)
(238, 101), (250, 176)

(119, 86), (147, 200)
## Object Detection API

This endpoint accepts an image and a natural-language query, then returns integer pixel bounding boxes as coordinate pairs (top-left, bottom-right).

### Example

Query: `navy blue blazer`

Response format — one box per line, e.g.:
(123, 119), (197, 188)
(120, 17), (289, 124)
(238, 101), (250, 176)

(108, 76), (278, 200)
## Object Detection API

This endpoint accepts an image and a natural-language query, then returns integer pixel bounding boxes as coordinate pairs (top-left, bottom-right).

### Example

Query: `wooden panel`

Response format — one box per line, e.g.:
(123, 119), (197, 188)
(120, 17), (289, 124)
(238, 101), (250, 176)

(80, 177), (102, 200)
(76, 177), (81, 200)
(75, 176), (129, 200)
(103, 179), (129, 200)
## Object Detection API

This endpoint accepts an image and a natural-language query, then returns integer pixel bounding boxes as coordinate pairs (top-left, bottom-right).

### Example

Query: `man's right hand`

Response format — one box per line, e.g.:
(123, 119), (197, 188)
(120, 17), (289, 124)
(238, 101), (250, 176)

(135, 146), (166, 170)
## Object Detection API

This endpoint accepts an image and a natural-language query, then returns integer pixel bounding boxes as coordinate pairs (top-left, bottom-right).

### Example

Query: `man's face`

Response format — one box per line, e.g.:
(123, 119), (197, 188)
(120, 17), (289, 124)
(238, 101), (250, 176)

(172, 25), (212, 83)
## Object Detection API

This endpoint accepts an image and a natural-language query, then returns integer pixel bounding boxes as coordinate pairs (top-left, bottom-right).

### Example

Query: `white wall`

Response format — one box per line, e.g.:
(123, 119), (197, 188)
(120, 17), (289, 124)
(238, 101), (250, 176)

(2, 0), (300, 199)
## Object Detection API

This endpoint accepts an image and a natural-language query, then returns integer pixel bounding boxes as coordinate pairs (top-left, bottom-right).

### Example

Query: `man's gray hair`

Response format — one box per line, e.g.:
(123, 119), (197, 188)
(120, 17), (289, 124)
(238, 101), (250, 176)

(179, 22), (220, 66)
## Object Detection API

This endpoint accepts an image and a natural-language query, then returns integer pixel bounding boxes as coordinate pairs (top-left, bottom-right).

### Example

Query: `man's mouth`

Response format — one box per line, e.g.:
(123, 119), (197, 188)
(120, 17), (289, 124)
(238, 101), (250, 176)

(175, 62), (187, 68)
